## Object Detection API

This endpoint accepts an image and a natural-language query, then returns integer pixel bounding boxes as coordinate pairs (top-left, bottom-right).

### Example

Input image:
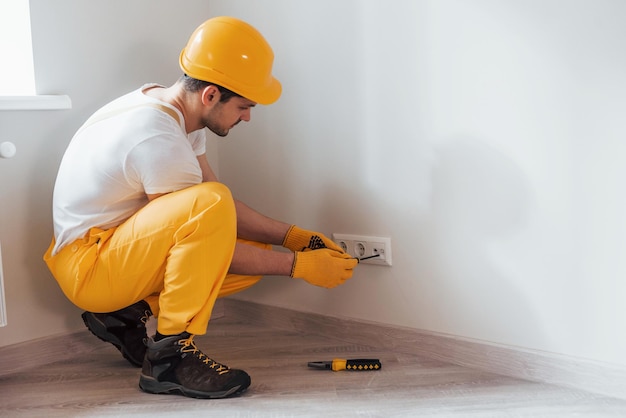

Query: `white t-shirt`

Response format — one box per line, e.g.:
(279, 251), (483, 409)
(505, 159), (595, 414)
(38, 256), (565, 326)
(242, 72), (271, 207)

(51, 84), (206, 254)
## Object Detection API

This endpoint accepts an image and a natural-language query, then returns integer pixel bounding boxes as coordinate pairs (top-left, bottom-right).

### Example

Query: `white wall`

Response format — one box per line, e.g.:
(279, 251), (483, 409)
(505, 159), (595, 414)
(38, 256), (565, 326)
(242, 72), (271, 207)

(210, 0), (626, 367)
(1, 0), (625, 369)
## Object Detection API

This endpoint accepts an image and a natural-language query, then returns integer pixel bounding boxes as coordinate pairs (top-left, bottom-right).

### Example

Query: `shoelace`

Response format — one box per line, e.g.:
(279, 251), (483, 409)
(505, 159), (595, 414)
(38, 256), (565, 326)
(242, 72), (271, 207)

(178, 336), (230, 375)
(139, 310), (151, 325)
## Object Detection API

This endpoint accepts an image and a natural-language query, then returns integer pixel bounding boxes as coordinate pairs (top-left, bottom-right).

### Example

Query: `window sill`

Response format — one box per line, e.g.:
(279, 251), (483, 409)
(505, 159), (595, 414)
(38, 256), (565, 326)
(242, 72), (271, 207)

(0, 95), (72, 110)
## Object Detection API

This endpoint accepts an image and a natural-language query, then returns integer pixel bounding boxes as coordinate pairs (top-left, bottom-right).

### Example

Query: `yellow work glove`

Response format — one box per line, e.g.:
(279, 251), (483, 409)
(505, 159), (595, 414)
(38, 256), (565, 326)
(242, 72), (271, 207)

(291, 249), (358, 289)
(282, 225), (345, 253)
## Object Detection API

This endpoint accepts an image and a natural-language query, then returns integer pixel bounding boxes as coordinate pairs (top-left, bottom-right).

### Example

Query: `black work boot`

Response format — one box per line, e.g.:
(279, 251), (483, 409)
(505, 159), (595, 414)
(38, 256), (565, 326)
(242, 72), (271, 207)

(81, 300), (152, 367)
(139, 332), (251, 399)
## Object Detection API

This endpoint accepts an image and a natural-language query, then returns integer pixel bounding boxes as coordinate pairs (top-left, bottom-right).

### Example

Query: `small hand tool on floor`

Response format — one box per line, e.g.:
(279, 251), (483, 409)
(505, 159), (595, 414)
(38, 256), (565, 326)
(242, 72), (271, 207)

(307, 358), (382, 371)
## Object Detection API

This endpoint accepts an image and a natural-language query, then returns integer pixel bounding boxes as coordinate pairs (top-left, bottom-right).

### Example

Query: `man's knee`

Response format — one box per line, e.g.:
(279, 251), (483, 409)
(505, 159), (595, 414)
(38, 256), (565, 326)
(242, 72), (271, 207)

(191, 182), (233, 206)
(163, 182), (235, 220)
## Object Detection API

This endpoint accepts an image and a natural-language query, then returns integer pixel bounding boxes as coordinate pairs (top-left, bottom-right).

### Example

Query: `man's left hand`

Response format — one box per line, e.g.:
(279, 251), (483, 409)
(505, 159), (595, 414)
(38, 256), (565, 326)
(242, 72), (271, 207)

(282, 225), (345, 253)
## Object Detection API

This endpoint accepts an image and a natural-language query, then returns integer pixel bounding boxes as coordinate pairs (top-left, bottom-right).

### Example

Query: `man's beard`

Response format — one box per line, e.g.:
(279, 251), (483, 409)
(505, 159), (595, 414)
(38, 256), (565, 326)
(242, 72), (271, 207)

(208, 126), (229, 137)
(203, 117), (229, 137)
(204, 118), (241, 137)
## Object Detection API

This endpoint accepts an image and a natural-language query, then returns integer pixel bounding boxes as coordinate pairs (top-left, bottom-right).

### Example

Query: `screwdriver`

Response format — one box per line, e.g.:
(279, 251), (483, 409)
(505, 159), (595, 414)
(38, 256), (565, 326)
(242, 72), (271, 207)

(307, 358), (382, 371)
(357, 254), (380, 263)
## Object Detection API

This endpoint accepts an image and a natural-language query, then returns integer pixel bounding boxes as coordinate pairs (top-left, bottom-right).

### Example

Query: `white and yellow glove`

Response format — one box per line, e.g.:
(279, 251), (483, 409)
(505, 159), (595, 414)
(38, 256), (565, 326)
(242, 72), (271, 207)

(291, 249), (358, 289)
(282, 225), (345, 253)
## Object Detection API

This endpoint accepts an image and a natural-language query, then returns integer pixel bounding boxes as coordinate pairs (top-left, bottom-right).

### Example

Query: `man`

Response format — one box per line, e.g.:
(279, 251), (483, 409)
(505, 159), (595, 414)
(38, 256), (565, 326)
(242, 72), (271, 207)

(44, 16), (358, 399)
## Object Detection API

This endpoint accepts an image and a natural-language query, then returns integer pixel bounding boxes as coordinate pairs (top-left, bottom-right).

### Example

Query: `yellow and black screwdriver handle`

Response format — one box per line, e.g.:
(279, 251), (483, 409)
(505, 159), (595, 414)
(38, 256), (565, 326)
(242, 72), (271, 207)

(308, 358), (382, 371)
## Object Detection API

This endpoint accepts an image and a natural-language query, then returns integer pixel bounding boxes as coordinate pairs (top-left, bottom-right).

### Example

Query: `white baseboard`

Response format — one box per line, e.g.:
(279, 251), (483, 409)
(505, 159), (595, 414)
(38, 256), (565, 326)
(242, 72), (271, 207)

(222, 298), (626, 401)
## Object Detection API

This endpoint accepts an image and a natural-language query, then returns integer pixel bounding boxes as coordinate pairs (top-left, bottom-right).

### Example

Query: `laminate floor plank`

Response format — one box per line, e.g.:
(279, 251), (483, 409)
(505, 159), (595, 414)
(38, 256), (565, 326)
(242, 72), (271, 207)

(1, 315), (625, 417)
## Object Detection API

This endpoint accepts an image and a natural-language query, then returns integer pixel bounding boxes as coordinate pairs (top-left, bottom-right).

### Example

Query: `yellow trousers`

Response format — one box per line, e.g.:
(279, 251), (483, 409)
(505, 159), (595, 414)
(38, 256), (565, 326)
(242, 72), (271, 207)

(44, 182), (267, 336)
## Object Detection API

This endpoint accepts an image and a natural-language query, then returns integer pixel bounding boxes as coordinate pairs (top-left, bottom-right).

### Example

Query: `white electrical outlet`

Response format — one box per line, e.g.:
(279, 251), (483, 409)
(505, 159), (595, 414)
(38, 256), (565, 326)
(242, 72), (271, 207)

(332, 234), (392, 266)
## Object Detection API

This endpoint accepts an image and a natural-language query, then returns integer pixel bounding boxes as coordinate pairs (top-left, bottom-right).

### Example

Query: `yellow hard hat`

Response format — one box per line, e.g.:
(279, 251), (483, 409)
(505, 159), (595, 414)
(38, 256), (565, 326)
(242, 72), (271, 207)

(179, 16), (281, 105)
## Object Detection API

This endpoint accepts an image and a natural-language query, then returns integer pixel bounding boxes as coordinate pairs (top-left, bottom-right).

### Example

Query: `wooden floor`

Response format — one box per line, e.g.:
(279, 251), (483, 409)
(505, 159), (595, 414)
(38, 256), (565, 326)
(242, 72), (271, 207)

(1, 313), (625, 417)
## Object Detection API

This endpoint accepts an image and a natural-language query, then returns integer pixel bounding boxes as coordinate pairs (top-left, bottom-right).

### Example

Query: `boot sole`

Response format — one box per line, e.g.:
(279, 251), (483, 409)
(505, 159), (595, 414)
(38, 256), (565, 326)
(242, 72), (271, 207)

(81, 312), (144, 367)
(138, 374), (249, 399)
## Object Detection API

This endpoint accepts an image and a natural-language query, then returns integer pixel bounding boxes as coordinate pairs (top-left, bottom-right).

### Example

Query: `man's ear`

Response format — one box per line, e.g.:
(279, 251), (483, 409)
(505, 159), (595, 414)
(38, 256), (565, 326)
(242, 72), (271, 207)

(201, 85), (220, 106)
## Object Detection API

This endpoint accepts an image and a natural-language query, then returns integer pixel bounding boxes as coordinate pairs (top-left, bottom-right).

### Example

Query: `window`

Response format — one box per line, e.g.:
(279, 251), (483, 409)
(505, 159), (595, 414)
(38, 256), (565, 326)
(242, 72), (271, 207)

(0, 0), (71, 110)
(0, 0), (36, 95)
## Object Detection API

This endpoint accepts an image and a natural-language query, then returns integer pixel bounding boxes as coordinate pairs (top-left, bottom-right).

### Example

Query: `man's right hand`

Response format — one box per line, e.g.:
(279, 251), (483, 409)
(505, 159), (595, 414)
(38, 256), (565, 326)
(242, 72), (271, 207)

(290, 249), (358, 288)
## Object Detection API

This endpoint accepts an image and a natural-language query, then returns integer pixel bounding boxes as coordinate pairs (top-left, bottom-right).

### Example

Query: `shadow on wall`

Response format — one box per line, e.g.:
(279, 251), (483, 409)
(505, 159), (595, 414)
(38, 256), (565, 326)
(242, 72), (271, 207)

(422, 136), (543, 347)
(432, 137), (529, 237)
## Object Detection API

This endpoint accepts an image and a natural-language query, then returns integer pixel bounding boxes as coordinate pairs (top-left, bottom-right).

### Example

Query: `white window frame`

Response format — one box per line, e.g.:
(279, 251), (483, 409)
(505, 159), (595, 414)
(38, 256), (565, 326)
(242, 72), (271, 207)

(0, 0), (71, 110)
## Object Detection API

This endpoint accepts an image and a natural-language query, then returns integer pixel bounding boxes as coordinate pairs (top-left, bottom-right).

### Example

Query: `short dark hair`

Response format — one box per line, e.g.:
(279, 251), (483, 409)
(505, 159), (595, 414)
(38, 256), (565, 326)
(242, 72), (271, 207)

(180, 74), (242, 103)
